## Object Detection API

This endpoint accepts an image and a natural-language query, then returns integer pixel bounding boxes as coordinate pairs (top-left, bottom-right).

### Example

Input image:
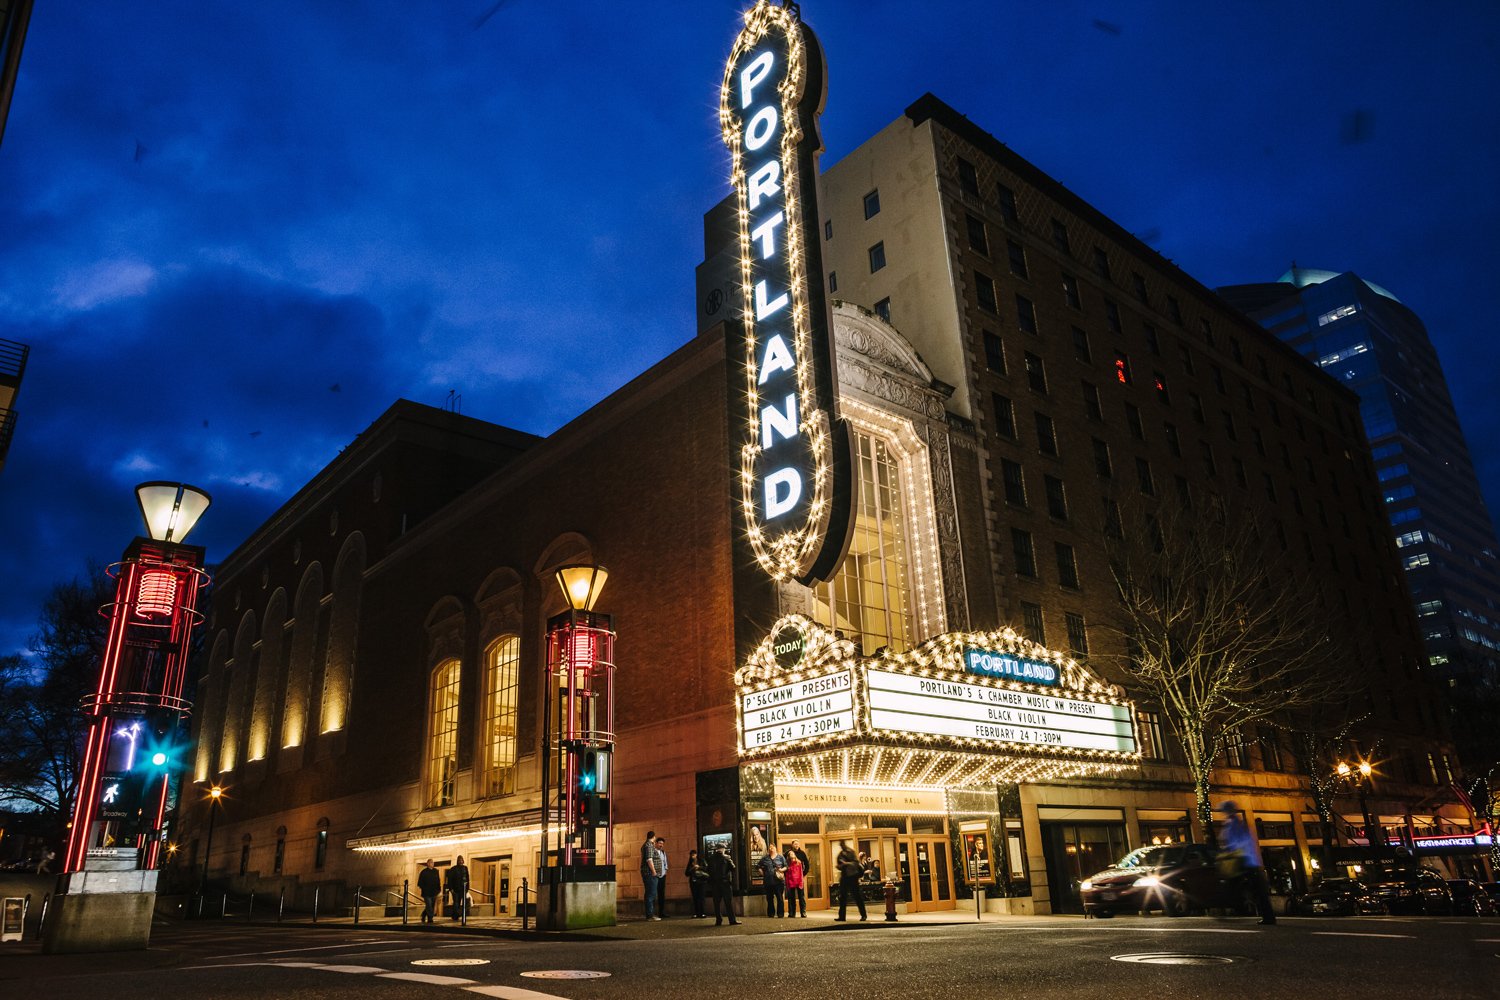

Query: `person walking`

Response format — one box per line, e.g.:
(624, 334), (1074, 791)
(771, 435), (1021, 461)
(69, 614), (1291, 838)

(707, 845), (738, 925)
(655, 836), (670, 918)
(1218, 800), (1276, 925)
(685, 848), (709, 918)
(416, 859), (442, 924)
(782, 843), (806, 917)
(446, 855), (471, 922)
(640, 830), (663, 921)
(757, 846), (786, 917)
(835, 842), (868, 921)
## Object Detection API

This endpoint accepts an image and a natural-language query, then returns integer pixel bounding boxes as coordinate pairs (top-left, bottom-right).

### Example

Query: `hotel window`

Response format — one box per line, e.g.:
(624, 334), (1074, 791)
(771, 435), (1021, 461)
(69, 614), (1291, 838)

(1164, 422), (1180, 457)
(1113, 351), (1132, 385)
(1221, 410), (1237, 441)
(1093, 246), (1111, 282)
(958, 157), (979, 195)
(426, 658), (461, 808)
(1143, 324), (1160, 355)
(966, 213), (988, 254)
(1006, 240), (1028, 278)
(1136, 457), (1155, 496)
(1081, 381), (1102, 422)
(1125, 402), (1143, 440)
(1024, 352), (1047, 393)
(1223, 731), (1251, 770)
(1002, 459), (1027, 507)
(1034, 412), (1057, 456)
(1050, 218), (1072, 255)
(1092, 438), (1112, 479)
(983, 331), (1006, 374)
(863, 189), (881, 219)
(1188, 392), (1204, 424)
(1011, 528), (1037, 578)
(1178, 341), (1194, 374)
(1065, 612), (1088, 656)
(1016, 294), (1038, 335)
(1138, 711), (1167, 760)
(1258, 727), (1285, 772)
(1199, 318), (1215, 347)
(1044, 475), (1068, 520)
(1055, 543), (1079, 589)
(992, 393), (1016, 438)
(1101, 498), (1122, 539)
(1200, 441), (1216, 476)
(1021, 601), (1046, 645)
(482, 635), (521, 797)
(1166, 296), (1182, 324)
(1072, 326), (1092, 362)
(1251, 427), (1265, 457)
(997, 182), (1018, 222)
(824, 220), (833, 240)
(1211, 365), (1226, 393)
(1062, 272), (1081, 309)
(1131, 271), (1148, 305)
(874, 297), (891, 322)
(1175, 475), (1192, 509)
(868, 242), (886, 273)
(814, 431), (914, 655)
(975, 271), (998, 313)
(1105, 299), (1122, 333)
(828, 271), (837, 292)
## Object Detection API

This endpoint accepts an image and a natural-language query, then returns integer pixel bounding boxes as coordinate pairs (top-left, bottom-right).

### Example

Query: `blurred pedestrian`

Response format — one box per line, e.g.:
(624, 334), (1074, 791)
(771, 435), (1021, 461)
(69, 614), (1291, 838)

(1218, 801), (1276, 925)
(417, 859), (441, 923)
(708, 845), (738, 925)
(686, 848), (709, 918)
(835, 842), (868, 921)
(757, 845), (786, 916)
(782, 843), (806, 917)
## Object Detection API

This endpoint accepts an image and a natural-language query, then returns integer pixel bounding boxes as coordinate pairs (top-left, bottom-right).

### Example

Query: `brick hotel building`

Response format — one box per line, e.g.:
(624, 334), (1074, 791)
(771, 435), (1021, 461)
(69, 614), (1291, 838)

(175, 94), (1473, 920)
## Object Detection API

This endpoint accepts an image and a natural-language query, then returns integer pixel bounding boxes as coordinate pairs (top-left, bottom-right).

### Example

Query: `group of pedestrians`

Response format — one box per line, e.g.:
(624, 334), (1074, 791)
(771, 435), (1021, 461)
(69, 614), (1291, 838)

(641, 831), (740, 924)
(414, 855), (470, 923)
(754, 841), (810, 918)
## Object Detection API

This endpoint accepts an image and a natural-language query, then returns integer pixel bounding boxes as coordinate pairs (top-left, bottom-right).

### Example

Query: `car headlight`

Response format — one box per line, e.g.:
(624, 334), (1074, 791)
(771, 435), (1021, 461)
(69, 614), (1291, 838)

(1133, 875), (1161, 888)
(1080, 880), (1093, 891)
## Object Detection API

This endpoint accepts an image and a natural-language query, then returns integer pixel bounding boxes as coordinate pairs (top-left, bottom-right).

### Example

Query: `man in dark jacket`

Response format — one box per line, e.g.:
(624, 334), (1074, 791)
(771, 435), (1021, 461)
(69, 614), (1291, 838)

(707, 846), (738, 926)
(446, 855), (471, 921)
(417, 859), (442, 924)
(835, 842), (867, 921)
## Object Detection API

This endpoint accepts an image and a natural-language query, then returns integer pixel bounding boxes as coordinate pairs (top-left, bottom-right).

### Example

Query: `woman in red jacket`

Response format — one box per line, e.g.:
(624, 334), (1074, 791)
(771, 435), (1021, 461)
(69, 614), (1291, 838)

(782, 843), (807, 917)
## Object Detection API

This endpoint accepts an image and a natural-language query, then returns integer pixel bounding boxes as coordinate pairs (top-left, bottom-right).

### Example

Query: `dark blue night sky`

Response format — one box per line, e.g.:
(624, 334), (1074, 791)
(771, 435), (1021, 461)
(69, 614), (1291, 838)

(3, 1), (1498, 658)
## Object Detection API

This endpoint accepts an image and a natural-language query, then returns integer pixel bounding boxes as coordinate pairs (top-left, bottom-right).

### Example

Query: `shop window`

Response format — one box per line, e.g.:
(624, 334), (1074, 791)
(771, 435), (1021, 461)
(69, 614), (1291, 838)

(426, 658), (461, 807)
(813, 431), (913, 655)
(1140, 816), (1192, 846)
(482, 635), (521, 797)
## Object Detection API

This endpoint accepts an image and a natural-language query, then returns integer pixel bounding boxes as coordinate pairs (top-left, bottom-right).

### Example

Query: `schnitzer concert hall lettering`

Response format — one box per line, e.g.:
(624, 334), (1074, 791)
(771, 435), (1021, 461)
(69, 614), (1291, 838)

(720, 1), (850, 584)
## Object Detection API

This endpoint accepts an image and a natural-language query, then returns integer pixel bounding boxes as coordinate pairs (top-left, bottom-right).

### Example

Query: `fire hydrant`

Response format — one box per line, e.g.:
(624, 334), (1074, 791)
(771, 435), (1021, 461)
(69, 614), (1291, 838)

(883, 879), (899, 922)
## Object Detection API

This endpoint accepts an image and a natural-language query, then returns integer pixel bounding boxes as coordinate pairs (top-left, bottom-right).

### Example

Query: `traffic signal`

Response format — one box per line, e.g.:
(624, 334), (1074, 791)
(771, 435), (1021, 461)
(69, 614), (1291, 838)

(572, 750), (610, 832)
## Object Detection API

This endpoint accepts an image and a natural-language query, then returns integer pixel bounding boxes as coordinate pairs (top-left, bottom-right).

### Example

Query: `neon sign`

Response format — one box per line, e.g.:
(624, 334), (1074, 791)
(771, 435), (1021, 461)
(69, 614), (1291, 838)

(720, 1), (850, 583)
(963, 646), (1060, 686)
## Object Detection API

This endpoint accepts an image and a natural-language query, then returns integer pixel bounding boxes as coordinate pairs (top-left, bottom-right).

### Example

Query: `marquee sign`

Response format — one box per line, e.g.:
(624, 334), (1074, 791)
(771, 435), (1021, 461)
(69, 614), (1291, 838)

(720, 0), (851, 583)
(742, 669), (855, 750)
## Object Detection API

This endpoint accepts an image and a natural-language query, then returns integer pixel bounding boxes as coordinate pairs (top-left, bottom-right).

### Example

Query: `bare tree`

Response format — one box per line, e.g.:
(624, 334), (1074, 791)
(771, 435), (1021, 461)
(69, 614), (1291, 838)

(1286, 711), (1368, 856)
(1098, 500), (1355, 834)
(0, 567), (112, 847)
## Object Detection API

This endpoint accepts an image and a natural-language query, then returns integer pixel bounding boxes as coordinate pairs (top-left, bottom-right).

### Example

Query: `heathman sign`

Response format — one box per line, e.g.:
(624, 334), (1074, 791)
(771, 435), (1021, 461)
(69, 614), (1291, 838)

(720, 1), (850, 583)
(866, 670), (1137, 753)
(742, 669), (856, 750)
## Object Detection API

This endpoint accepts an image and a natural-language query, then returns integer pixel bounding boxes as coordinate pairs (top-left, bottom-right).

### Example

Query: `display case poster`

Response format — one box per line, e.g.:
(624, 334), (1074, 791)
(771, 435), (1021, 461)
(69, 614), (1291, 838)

(746, 822), (770, 884)
(960, 823), (995, 885)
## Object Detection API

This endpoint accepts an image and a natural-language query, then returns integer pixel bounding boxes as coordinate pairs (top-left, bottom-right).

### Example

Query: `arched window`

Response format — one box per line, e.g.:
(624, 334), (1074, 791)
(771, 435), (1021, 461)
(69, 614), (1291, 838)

(426, 659), (461, 808)
(481, 636), (521, 798)
(813, 429), (913, 655)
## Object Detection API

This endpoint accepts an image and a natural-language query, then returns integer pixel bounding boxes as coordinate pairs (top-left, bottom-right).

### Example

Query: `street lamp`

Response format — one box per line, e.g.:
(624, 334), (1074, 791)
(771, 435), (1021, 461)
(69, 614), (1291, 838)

(200, 785), (224, 895)
(1336, 759), (1382, 850)
(538, 562), (617, 929)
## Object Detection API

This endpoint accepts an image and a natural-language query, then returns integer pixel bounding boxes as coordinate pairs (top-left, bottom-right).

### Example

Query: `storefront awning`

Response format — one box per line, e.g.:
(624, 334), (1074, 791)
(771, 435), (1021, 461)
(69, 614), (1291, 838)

(347, 808), (543, 853)
(736, 616), (1139, 788)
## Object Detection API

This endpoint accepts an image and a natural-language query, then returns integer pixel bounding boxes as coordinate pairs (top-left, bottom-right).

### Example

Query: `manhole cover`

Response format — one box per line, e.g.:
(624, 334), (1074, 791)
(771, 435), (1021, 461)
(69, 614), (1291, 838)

(521, 970), (612, 980)
(412, 958), (491, 967)
(1111, 953), (1241, 966)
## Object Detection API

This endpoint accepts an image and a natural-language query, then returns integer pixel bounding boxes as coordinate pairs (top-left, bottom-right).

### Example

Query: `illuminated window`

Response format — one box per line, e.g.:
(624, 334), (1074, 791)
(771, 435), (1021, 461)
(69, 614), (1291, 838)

(1113, 351), (1131, 385)
(426, 658), (461, 808)
(813, 431), (913, 655)
(481, 636), (521, 798)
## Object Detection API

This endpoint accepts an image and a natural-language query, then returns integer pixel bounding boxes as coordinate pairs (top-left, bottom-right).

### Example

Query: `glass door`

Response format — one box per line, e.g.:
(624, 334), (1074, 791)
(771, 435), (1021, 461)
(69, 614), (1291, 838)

(827, 829), (900, 909)
(906, 837), (955, 911)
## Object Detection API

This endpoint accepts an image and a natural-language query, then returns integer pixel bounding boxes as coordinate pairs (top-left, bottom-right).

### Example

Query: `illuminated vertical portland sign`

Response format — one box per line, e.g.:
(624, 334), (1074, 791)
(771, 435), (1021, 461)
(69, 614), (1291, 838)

(720, 1), (852, 584)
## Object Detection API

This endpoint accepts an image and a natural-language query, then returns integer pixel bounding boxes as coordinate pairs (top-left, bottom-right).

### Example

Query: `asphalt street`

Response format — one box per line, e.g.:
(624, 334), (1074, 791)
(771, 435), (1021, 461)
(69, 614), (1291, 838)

(5, 913), (1499, 1000)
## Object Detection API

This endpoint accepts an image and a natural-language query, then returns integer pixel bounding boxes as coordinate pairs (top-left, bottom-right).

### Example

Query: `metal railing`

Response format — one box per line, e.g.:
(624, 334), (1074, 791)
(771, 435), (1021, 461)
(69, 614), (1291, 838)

(0, 338), (26, 380)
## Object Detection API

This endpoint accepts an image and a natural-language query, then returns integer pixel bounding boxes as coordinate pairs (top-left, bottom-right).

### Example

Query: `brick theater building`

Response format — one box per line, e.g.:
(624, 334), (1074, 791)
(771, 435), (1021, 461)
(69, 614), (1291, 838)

(175, 6), (1474, 920)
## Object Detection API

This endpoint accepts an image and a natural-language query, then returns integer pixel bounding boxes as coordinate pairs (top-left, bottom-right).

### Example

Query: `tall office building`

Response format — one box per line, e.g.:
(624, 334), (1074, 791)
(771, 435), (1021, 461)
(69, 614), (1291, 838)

(1221, 269), (1500, 763)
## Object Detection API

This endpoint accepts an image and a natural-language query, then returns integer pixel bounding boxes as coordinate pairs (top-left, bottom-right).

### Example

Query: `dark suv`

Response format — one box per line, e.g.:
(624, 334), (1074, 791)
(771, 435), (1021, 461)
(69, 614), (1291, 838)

(1359, 865), (1453, 915)
(1080, 844), (1246, 918)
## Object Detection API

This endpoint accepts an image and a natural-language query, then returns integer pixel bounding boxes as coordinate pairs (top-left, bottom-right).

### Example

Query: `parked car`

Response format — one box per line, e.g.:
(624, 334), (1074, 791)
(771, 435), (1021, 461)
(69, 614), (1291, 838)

(1358, 865), (1453, 915)
(1446, 879), (1496, 916)
(1287, 877), (1384, 916)
(1481, 882), (1500, 909)
(1079, 844), (1249, 918)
